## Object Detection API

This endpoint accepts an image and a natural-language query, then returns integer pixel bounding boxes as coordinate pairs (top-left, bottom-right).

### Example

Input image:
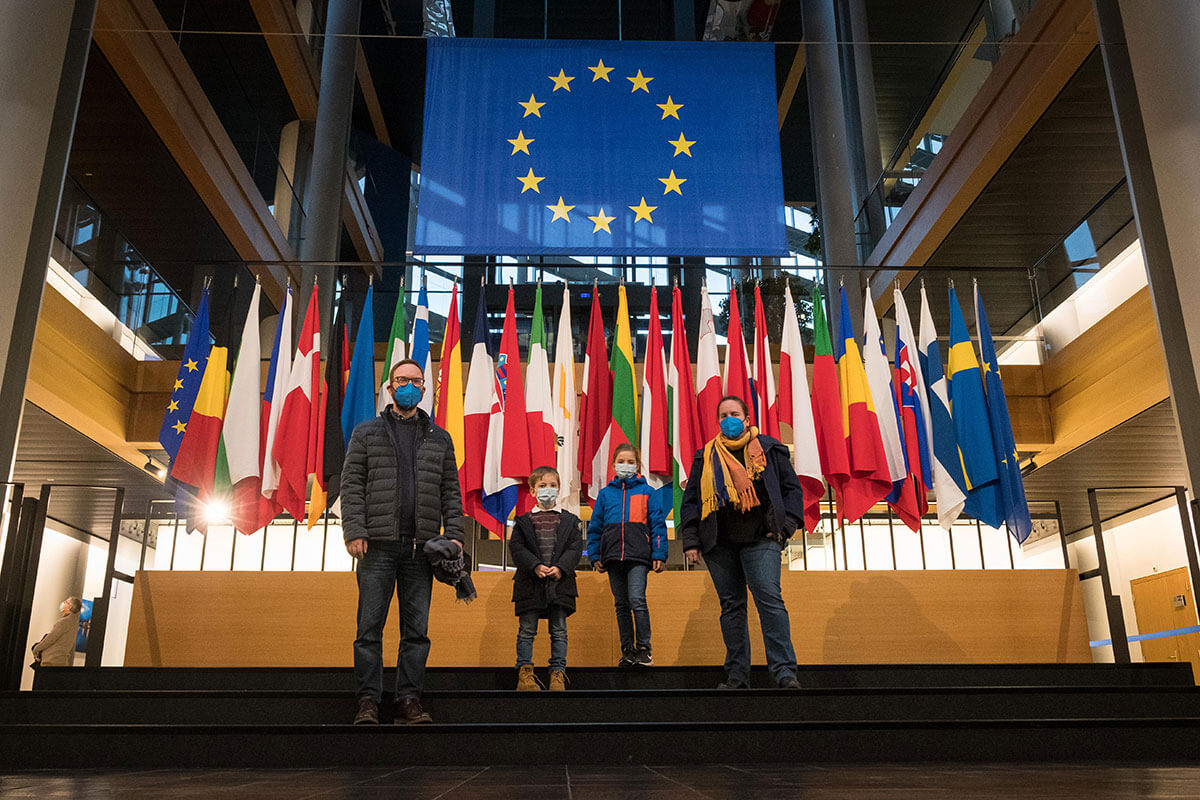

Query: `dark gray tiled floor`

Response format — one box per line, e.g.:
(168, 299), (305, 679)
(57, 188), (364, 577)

(3, 764), (1200, 799)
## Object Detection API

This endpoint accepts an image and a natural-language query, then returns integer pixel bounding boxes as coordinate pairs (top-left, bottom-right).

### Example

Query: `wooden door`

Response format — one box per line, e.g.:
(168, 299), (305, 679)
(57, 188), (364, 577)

(1131, 566), (1200, 681)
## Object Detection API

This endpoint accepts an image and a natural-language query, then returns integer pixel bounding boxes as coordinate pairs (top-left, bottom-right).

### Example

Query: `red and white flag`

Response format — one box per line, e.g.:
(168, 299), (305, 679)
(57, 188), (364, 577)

(778, 281), (825, 532)
(223, 282), (264, 535)
(272, 284), (321, 521)
(640, 286), (671, 488)
(483, 287), (532, 517)
(462, 286), (502, 534)
(696, 284), (722, 442)
(752, 284), (780, 439)
(578, 287), (613, 503)
(259, 286), (292, 519)
(723, 287), (754, 423)
(669, 284), (702, 489)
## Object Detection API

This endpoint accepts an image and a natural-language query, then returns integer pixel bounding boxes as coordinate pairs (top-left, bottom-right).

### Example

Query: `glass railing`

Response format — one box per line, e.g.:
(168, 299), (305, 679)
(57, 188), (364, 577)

(52, 176), (201, 353)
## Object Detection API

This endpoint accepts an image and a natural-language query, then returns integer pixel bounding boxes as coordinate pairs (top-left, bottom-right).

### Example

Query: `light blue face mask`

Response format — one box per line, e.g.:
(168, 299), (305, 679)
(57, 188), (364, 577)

(536, 487), (558, 505)
(720, 416), (745, 438)
(613, 463), (637, 480)
(393, 383), (422, 410)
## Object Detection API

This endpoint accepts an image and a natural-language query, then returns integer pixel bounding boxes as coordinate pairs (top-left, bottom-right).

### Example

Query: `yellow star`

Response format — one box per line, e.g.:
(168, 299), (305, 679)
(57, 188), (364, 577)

(627, 69), (653, 93)
(669, 133), (695, 157)
(548, 69), (575, 92)
(546, 196), (575, 223)
(184, 358), (199, 372)
(173, 379), (184, 391)
(517, 168), (545, 194)
(519, 93), (545, 117)
(629, 197), (657, 222)
(589, 58), (614, 82)
(168, 399), (179, 413)
(659, 170), (686, 195)
(656, 96), (683, 120)
(507, 130), (534, 155)
(173, 420), (187, 435)
(588, 208), (616, 234)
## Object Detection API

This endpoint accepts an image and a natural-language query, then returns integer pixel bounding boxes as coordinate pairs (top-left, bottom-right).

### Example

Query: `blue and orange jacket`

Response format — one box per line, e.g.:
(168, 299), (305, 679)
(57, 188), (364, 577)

(586, 474), (669, 566)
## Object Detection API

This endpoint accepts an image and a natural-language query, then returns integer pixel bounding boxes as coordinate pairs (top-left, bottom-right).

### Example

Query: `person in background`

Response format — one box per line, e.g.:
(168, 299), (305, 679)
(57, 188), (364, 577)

(31, 597), (81, 668)
(679, 395), (804, 690)
(342, 358), (465, 726)
(587, 443), (668, 667)
(509, 466), (583, 691)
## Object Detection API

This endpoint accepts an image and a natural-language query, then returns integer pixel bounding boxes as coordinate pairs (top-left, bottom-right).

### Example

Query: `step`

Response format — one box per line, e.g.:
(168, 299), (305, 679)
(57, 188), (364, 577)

(4, 718), (1200, 768)
(5, 685), (1200, 725)
(31, 662), (1195, 692)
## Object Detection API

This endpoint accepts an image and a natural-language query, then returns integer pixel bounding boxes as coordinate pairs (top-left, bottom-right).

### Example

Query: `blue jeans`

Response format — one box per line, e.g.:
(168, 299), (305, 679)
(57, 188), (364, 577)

(607, 562), (651, 655)
(703, 537), (797, 685)
(353, 538), (434, 701)
(516, 607), (568, 670)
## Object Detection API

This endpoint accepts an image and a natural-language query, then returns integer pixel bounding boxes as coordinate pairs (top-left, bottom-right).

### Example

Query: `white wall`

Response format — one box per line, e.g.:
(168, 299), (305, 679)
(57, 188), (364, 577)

(20, 525), (88, 690)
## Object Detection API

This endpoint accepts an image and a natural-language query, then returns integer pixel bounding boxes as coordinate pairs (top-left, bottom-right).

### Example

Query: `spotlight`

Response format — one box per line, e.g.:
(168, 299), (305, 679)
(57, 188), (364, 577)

(144, 459), (168, 480)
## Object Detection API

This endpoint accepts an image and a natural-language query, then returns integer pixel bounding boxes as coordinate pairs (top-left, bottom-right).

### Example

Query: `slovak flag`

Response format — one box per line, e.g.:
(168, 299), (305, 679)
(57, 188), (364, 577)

(891, 303), (932, 532)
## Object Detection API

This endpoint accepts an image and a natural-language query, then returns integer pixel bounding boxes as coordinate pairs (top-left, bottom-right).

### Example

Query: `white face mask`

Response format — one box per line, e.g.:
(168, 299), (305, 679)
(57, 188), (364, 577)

(536, 487), (558, 505)
(613, 463), (637, 480)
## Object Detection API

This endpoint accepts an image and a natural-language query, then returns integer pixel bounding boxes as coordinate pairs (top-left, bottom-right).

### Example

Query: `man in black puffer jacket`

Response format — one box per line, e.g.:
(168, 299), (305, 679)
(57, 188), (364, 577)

(343, 359), (464, 726)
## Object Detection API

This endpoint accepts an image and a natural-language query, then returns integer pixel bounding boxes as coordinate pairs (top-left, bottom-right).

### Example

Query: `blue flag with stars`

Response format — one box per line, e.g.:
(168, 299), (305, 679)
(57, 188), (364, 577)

(415, 39), (787, 256)
(158, 286), (211, 462)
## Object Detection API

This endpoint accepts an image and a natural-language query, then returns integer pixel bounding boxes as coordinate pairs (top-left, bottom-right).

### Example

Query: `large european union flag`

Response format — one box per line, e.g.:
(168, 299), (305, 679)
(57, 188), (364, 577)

(415, 39), (787, 256)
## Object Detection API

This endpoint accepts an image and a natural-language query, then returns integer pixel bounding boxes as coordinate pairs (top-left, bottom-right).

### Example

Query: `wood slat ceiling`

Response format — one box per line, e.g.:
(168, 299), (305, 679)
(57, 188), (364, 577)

(12, 404), (171, 538)
(1023, 399), (1186, 537)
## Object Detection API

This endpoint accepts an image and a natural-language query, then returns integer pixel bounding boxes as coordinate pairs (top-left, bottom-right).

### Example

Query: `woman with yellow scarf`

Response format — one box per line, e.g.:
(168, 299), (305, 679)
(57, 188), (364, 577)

(679, 395), (804, 690)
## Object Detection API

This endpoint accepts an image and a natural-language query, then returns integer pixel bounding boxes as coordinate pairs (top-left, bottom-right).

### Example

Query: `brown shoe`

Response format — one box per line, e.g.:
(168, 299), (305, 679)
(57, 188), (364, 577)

(516, 664), (541, 692)
(548, 670), (566, 691)
(353, 696), (379, 725)
(395, 695), (432, 725)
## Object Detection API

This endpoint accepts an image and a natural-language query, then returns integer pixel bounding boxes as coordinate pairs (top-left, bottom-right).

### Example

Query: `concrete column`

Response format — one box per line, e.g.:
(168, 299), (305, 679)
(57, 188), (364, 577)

(299, 0), (362, 342)
(0, 0), (95, 477)
(802, 0), (863, 335)
(1094, 0), (1200, 494)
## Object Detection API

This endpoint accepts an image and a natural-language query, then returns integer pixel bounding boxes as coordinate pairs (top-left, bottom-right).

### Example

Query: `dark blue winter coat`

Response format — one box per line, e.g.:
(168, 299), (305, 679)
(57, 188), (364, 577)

(586, 474), (669, 566)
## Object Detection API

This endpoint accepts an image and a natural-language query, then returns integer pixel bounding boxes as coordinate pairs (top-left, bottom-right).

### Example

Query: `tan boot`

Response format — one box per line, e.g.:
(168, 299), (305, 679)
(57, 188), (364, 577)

(548, 670), (566, 691)
(516, 664), (540, 691)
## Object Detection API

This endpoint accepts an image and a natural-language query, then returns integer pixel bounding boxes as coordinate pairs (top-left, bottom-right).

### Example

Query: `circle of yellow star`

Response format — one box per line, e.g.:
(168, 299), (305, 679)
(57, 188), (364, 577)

(659, 170), (686, 195)
(656, 96), (683, 120)
(517, 168), (545, 193)
(548, 69), (575, 92)
(173, 420), (187, 435)
(168, 399), (179, 413)
(507, 130), (534, 155)
(588, 208), (616, 234)
(518, 93), (545, 117)
(627, 70), (653, 93)
(669, 133), (695, 157)
(184, 358), (199, 372)
(546, 196), (575, 223)
(589, 59), (614, 82)
(173, 379), (184, 391)
(629, 197), (657, 222)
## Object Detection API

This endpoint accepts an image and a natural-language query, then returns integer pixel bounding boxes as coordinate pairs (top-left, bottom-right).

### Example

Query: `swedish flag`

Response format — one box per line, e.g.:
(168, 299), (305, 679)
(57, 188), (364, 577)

(415, 39), (786, 256)
(975, 285), (1033, 543)
(946, 285), (1003, 529)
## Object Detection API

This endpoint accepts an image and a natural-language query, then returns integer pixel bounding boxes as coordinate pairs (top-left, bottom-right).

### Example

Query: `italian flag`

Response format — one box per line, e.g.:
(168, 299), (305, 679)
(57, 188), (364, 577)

(377, 279), (408, 412)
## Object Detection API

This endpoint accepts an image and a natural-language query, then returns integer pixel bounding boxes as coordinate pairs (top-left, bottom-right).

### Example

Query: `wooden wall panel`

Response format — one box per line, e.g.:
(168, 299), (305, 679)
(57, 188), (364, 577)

(125, 569), (1090, 667)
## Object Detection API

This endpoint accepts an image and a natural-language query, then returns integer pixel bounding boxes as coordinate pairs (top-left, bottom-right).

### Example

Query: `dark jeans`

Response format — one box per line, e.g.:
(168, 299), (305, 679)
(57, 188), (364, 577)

(703, 537), (797, 685)
(353, 538), (434, 701)
(606, 562), (651, 655)
(516, 607), (568, 670)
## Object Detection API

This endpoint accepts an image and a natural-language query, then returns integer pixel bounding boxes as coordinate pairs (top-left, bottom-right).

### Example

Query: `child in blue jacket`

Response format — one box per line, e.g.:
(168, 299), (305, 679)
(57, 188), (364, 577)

(586, 443), (668, 666)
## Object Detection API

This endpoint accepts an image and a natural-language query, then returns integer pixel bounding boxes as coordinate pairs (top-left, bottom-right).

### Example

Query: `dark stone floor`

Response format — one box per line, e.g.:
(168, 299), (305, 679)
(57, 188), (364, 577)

(3, 764), (1200, 799)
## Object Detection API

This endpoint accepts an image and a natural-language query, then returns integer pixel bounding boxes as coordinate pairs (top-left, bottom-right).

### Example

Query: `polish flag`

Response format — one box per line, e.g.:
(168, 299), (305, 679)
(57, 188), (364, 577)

(578, 287), (613, 503)
(779, 281), (825, 532)
(723, 286), (754, 424)
(223, 282), (264, 535)
(259, 286), (292, 522)
(751, 284), (781, 439)
(640, 286), (671, 488)
(696, 285), (722, 442)
(272, 285), (321, 521)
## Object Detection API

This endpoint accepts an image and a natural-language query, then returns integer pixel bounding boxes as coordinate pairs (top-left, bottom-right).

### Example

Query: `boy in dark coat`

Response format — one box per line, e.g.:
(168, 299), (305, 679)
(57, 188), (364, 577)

(509, 466), (584, 691)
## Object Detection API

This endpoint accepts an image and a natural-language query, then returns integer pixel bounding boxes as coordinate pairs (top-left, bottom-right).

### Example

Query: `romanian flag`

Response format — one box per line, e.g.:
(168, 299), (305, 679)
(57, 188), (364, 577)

(947, 285), (1003, 528)
(170, 345), (231, 511)
(435, 282), (466, 487)
(833, 286), (891, 524)
(808, 286), (851, 523)
(610, 284), (639, 461)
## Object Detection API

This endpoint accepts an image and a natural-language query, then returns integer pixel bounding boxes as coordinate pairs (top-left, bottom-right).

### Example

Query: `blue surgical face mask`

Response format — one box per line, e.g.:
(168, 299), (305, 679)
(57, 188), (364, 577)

(613, 463), (637, 480)
(720, 416), (745, 438)
(536, 487), (558, 505)
(393, 383), (422, 410)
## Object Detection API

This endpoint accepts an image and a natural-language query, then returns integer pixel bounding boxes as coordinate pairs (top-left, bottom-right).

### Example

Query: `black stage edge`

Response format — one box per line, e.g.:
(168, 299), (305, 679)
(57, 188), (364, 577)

(4, 664), (1199, 768)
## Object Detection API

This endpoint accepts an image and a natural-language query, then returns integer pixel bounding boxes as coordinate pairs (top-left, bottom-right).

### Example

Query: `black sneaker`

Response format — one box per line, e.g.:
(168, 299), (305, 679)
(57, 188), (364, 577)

(717, 678), (749, 690)
(618, 651), (637, 667)
(634, 650), (653, 667)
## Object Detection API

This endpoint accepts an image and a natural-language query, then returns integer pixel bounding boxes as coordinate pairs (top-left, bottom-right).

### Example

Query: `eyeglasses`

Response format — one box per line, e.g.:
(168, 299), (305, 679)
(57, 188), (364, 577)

(392, 377), (425, 387)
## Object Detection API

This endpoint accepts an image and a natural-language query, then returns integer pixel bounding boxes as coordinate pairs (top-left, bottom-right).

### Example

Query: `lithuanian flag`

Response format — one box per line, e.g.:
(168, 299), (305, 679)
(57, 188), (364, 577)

(833, 286), (891, 524)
